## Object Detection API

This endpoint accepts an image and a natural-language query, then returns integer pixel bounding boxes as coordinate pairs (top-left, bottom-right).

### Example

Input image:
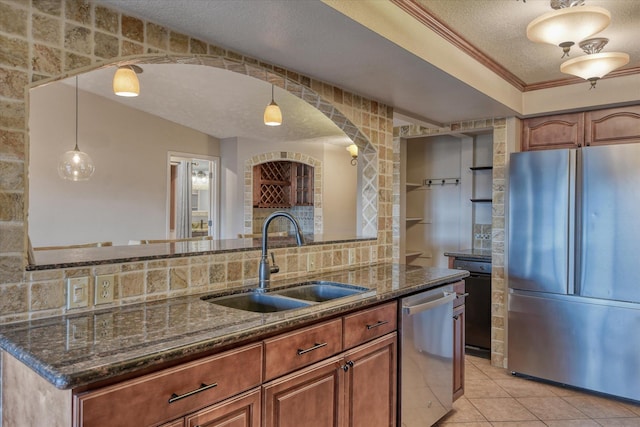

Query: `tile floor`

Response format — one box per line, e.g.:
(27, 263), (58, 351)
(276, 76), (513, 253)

(437, 355), (640, 427)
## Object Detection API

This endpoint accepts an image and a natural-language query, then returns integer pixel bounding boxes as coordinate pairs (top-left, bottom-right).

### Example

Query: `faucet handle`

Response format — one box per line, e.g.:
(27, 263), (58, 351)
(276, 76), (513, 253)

(270, 252), (279, 274)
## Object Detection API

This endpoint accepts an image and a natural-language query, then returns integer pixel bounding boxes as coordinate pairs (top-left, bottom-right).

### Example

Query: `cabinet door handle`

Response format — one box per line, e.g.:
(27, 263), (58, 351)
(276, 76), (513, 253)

(456, 293), (469, 298)
(168, 382), (218, 404)
(366, 320), (389, 330)
(342, 360), (355, 371)
(297, 342), (327, 355)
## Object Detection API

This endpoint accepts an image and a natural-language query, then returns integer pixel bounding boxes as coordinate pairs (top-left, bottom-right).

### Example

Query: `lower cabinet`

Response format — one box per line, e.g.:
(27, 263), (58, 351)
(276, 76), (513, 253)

(160, 388), (261, 427)
(452, 281), (466, 401)
(263, 333), (397, 427)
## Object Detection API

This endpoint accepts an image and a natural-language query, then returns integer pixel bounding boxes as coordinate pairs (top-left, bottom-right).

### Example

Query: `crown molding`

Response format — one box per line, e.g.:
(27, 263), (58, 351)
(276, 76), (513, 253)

(390, 0), (638, 93)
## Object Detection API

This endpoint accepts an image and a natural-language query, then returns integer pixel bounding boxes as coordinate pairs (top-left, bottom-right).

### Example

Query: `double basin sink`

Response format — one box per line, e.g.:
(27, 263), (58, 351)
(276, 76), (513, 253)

(202, 281), (368, 313)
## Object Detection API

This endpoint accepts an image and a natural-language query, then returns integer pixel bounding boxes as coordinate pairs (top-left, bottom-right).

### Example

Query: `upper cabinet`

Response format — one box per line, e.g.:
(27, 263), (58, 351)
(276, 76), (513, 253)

(585, 106), (640, 147)
(522, 105), (640, 151)
(522, 113), (584, 151)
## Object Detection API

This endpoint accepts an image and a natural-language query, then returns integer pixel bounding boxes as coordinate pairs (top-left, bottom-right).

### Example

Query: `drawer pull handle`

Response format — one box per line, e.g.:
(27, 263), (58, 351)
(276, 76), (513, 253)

(297, 342), (328, 356)
(366, 320), (389, 330)
(169, 382), (218, 404)
(456, 293), (469, 298)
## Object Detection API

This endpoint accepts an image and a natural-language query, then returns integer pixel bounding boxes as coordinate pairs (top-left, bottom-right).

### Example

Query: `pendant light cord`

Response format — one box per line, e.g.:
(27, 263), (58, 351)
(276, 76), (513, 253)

(74, 75), (79, 151)
(271, 84), (274, 102)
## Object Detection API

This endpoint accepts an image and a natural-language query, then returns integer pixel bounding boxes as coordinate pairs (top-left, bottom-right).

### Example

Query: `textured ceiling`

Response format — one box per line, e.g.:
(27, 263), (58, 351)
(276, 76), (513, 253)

(93, 0), (638, 125)
(56, 64), (350, 145)
(416, 0), (640, 84)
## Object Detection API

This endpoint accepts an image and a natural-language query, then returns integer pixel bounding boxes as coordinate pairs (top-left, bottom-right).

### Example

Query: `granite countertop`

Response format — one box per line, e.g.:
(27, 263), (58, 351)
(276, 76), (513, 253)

(0, 263), (468, 390)
(29, 234), (375, 270)
(444, 249), (492, 262)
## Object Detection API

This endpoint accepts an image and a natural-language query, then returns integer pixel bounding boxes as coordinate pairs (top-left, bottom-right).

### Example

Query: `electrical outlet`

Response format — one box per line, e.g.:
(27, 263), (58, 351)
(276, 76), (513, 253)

(348, 248), (356, 265)
(94, 312), (114, 342)
(94, 274), (115, 305)
(306, 253), (316, 272)
(66, 277), (89, 309)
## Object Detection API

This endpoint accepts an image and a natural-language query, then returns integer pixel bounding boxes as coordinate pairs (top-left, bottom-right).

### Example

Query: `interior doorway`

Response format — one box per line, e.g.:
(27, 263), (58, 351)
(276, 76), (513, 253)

(168, 153), (220, 240)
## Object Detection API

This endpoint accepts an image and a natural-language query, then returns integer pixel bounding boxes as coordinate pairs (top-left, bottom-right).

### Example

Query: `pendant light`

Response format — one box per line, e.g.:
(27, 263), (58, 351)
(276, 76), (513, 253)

(346, 144), (358, 166)
(113, 65), (142, 97)
(263, 84), (282, 126)
(526, 2), (610, 57)
(57, 76), (95, 181)
(560, 38), (630, 88)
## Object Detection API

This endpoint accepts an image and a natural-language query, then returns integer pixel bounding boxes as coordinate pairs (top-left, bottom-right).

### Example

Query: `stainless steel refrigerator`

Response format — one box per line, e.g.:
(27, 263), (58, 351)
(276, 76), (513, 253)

(508, 144), (640, 403)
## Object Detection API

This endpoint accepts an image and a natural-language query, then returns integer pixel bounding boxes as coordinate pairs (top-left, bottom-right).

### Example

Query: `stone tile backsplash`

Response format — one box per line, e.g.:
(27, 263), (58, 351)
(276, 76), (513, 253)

(0, 0), (393, 324)
(473, 223), (492, 250)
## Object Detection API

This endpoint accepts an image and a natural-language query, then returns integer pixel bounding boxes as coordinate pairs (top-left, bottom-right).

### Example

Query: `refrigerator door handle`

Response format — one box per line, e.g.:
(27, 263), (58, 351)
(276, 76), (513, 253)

(403, 291), (456, 315)
(568, 149), (577, 295)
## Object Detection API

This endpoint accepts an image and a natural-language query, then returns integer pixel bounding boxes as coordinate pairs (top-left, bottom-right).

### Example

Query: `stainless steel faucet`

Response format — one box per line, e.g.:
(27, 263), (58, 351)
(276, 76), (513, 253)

(258, 211), (305, 291)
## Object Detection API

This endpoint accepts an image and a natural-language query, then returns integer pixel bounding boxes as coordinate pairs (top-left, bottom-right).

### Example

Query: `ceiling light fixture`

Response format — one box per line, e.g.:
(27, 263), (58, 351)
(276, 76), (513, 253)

(263, 84), (282, 126)
(58, 75), (95, 181)
(560, 38), (630, 88)
(113, 65), (143, 97)
(346, 144), (358, 166)
(526, 0), (610, 57)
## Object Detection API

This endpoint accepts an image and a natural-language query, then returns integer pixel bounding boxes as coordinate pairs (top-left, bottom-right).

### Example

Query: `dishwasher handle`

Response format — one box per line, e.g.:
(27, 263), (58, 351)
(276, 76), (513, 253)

(403, 291), (456, 315)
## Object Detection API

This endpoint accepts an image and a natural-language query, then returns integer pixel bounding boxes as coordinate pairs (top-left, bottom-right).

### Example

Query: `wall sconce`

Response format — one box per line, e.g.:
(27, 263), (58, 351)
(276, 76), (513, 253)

(263, 84), (282, 126)
(58, 75), (95, 181)
(346, 144), (358, 166)
(113, 65), (143, 97)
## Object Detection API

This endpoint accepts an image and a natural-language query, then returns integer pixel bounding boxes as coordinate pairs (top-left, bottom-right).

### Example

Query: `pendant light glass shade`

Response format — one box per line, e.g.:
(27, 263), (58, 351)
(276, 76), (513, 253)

(526, 6), (610, 52)
(58, 148), (95, 181)
(58, 76), (95, 181)
(113, 66), (140, 97)
(561, 52), (630, 84)
(264, 85), (282, 126)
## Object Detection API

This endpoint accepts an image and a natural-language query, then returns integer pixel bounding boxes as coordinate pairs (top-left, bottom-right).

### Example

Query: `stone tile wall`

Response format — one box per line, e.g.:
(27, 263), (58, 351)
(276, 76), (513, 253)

(394, 118), (510, 368)
(0, 0), (393, 323)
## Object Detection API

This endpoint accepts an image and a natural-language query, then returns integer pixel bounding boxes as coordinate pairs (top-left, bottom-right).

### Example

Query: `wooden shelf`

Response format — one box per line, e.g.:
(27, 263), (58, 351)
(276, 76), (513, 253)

(470, 166), (493, 171)
(405, 217), (423, 222)
(405, 251), (422, 258)
(406, 182), (422, 188)
(470, 198), (492, 203)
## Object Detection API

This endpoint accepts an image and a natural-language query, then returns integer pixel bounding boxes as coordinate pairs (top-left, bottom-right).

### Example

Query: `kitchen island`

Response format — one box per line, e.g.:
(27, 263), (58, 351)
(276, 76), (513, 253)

(0, 263), (468, 426)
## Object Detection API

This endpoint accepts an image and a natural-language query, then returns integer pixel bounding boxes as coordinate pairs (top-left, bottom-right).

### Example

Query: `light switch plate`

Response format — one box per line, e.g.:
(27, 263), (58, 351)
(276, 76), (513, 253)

(66, 277), (89, 309)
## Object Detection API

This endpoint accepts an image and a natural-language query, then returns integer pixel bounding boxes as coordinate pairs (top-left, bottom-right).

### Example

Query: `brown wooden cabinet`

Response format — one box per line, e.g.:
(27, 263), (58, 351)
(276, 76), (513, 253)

(263, 333), (397, 427)
(253, 161), (314, 208)
(452, 281), (466, 401)
(522, 105), (640, 151)
(585, 105), (640, 146)
(343, 334), (397, 427)
(522, 113), (584, 151)
(184, 388), (261, 427)
(75, 343), (263, 427)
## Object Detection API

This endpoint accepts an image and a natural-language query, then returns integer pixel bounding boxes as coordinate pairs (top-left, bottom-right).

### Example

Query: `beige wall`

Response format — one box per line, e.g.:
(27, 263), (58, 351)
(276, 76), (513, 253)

(29, 82), (221, 247)
(0, 0), (392, 323)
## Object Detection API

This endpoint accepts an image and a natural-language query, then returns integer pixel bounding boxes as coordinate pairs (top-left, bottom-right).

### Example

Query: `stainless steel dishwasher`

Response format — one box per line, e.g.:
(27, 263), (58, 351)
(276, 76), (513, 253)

(399, 284), (456, 427)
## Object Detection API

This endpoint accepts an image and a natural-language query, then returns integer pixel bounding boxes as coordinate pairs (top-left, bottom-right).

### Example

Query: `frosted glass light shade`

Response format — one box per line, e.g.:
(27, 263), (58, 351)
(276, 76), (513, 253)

(346, 144), (358, 165)
(346, 144), (358, 158)
(58, 148), (95, 181)
(264, 101), (282, 126)
(113, 66), (140, 97)
(561, 52), (630, 80)
(527, 6), (610, 47)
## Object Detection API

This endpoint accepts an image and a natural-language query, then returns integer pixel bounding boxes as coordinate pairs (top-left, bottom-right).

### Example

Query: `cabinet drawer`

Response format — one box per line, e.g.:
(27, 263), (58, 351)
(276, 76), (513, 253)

(75, 343), (262, 427)
(264, 318), (342, 381)
(343, 302), (397, 349)
(453, 280), (466, 308)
